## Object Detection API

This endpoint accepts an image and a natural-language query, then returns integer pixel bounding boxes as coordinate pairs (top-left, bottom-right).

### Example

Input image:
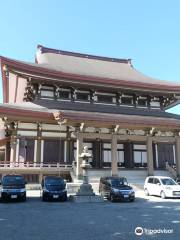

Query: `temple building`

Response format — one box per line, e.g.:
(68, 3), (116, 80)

(0, 45), (180, 182)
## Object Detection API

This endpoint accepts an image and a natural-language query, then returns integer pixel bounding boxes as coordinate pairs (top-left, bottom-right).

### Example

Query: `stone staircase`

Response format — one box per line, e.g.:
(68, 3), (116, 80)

(70, 169), (175, 193)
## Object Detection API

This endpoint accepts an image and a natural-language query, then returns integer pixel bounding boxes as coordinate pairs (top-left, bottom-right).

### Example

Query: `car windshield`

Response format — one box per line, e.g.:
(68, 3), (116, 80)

(2, 176), (25, 185)
(111, 179), (128, 187)
(161, 178), (177, 185)
(45, 178), (64, 185)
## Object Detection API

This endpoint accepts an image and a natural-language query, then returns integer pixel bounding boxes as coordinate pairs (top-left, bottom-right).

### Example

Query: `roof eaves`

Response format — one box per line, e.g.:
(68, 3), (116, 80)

(1, 55), (180, 93)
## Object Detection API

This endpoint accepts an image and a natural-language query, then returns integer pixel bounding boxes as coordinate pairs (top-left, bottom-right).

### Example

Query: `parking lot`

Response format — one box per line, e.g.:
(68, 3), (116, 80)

(0, 190), (180, 240)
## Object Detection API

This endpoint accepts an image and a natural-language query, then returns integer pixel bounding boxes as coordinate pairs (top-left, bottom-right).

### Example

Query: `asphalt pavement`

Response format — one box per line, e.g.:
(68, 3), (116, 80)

(0, 190), (180, 240)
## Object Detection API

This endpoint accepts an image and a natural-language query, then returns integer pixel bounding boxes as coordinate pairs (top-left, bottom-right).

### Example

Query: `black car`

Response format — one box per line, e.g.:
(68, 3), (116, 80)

(41, 176), (67, 201)
(0, 175), (26, 202)
(99, 176), (135, 202)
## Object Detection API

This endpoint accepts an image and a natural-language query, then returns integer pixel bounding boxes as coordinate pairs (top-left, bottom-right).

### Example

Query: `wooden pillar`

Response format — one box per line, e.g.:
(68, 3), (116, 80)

(39, 173), (43, 184)
(111, 135), (118, 176)
(175, 137), (180, 177)
(76, 133), (83, 179)
(124, 142), (133, 168)
(41, 140), (44, 164)
(36, 124), (42, 163)
(36, 139), (41, 163)
(147, 136), (154, 176)
(15, 139), (19, 163)
(5, 142), (10, 163)
(10, 138), (17, 164)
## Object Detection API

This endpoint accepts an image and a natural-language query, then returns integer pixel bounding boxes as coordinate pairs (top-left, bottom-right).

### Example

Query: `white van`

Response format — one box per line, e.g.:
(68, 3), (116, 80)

(144, 176), (180, 199)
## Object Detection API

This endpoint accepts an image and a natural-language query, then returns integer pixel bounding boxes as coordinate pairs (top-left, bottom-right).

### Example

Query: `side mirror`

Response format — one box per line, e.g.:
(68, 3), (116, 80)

(157, 183), (161, 186)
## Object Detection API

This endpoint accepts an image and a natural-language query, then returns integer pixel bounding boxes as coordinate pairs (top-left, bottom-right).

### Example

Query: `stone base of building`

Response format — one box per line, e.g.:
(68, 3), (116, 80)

(76, 183), (95, 196)
(70, 195), (104, 203)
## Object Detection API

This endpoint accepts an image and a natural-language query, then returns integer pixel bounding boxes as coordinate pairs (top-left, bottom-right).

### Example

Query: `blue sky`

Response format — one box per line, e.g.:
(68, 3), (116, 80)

(0, 0), (180, 114)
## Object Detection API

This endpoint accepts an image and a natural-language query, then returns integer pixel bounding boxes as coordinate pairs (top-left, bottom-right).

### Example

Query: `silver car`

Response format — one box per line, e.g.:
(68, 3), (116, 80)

(144, 176), (180, 199)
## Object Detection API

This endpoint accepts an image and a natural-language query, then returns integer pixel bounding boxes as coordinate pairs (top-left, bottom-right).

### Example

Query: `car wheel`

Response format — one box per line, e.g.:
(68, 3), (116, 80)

(22, 196), (26, 202)
(160, 191), (166, 199)
(144, 189), (149, 196)
(110, 194), (114, 202)
(62, 194), (67, 202)
(130, 198), (135, 202)
(42, 195), (47, 202)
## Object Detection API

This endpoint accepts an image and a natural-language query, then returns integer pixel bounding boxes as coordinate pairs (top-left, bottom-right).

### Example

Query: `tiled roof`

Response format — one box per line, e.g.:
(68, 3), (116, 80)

(34, 99), (180, 120)
(0, 102), (180, 129)
(36, 45), (180, 87)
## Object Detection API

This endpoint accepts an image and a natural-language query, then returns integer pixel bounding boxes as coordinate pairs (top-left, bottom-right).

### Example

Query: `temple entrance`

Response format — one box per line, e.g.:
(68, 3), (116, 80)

(43, 139), (64, 164)
(19, 139), (34, 163)
(156, 143), (175, 169)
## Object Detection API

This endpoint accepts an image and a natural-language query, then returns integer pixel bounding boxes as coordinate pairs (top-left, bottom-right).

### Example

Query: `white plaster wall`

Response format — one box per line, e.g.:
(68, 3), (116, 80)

(17, 130), (37, 137)
(0, 129), (5, 139)
(42, 132), (66, 137)
(0, 120), (5, 138)
(42, 124), (66, 131)
(18, 123), (37, 130)
(8, 72), (16, 103)
(16, 77), (27, 102)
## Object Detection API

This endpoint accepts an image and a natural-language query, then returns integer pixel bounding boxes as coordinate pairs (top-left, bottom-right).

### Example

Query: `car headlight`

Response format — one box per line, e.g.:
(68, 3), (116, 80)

(44, 189), (49, 193)
(20, 188), (26, 193)
(1, 189), (7, 193)
(129, 189), (135, 194)
(112, 188), (119, 193)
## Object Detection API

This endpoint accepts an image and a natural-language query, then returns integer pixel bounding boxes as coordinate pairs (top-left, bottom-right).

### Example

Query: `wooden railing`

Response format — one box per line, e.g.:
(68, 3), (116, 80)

(0, 162), (72, 169)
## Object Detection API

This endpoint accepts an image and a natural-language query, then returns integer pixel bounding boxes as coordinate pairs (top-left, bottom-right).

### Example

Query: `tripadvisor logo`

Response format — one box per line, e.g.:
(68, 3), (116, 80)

(135, 227), (143, 236)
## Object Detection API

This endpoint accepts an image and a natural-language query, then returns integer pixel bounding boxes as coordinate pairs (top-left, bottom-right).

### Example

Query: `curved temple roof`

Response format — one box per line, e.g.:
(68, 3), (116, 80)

(1, 45), (180, 96)
(36, 45), (180, 89)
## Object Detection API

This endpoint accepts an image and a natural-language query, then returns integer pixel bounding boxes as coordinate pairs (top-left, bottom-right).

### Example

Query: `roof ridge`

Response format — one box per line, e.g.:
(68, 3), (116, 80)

(37, 45), (131, 64)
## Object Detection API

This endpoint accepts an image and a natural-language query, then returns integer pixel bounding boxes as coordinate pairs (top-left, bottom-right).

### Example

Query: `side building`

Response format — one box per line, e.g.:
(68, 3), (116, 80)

(0, 45), (180, 182)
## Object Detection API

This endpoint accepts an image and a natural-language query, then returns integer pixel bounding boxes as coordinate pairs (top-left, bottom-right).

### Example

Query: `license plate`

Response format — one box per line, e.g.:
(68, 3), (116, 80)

(53, 195), (59, 199)
(124, 195), (129, 198)
(11, 195), (17, 199)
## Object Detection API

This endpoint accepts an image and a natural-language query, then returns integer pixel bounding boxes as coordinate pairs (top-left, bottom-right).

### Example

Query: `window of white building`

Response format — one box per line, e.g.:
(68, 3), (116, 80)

(133, 144), (147, 167)
(102, 143), (124, 165)
(40, 85), (55, 98)
(120, 94), (133, 105)
(94, 92), (116, 104)
(75, 90), (90, 101)
(137, 96), (147, 107)
(150, 97), (160, 108)
(59, 88), (71, 100)
(117, 144), (124, 166)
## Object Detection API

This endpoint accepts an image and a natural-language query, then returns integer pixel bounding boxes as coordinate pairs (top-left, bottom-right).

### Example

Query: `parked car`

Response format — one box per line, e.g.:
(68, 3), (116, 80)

(144, 176), (180, 199)
(99, 176), (135, 202)
(0, 175), (26, 201)
(41, 176), (67, 201)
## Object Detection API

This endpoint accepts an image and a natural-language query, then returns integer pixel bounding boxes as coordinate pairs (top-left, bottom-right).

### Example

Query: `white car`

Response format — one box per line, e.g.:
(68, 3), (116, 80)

(144, 176), (180, 199)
